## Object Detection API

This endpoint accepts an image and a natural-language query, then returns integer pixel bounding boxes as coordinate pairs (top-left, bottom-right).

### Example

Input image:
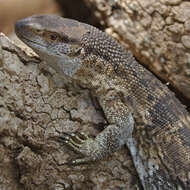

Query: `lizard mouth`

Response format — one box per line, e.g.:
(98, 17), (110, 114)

(18, 33), (46, 48)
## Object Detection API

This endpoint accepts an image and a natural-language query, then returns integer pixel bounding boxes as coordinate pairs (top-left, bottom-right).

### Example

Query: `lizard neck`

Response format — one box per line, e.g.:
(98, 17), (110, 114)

(73, 56), (122, 97)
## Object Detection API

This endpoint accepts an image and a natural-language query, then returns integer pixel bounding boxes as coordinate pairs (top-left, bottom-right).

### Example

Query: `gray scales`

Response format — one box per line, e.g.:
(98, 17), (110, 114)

(15, 14), (190, 190)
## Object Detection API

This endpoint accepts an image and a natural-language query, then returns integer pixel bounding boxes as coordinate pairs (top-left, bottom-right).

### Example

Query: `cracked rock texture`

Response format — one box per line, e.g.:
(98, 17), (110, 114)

(83, 0), (190, 106)
(0, 34), (141, 189)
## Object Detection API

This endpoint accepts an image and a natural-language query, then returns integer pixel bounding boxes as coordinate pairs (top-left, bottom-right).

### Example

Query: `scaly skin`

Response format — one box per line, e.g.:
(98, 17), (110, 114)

(15, 15), (190, 190)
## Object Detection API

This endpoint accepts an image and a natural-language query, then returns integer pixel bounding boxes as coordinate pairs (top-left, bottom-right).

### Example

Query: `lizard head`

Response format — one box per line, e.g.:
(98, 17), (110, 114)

(15, 14), (90, 77)
(15, 14), (126, 80)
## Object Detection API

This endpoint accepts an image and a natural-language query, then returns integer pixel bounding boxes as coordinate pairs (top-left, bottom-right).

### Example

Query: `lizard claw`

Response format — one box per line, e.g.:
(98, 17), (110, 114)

(59, 132), (91, 154)
(57, 123), (129, 165)
(58, 131), (103, 164)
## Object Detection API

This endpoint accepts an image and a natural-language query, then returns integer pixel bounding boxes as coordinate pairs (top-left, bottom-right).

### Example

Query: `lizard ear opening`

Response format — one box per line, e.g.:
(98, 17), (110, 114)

(74, 47), (82, 56)
(68, 44), (85, 58)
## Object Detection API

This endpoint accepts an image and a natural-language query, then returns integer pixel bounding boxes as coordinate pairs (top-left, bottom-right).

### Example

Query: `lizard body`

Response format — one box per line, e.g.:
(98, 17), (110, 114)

(15, 15), (190, 189)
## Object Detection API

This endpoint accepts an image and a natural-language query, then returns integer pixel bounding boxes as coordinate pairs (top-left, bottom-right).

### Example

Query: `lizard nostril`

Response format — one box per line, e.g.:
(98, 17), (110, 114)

(15, 17), (31, 36)
(15, 21), (22, 31)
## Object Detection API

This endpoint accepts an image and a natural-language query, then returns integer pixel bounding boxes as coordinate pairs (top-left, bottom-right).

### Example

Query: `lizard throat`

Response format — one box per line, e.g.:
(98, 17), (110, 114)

(40, 52), (82, 77)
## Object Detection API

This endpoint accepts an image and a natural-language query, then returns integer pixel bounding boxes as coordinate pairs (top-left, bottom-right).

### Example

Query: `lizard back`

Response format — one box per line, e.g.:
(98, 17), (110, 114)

(80, 25), (190, 189)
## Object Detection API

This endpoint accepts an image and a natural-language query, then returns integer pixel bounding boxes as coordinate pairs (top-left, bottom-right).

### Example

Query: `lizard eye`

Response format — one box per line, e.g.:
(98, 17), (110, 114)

(50, 33), (58, 41)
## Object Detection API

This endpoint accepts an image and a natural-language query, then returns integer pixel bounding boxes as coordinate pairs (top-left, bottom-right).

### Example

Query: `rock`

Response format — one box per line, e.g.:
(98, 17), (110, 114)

(0, 33), (140, 190)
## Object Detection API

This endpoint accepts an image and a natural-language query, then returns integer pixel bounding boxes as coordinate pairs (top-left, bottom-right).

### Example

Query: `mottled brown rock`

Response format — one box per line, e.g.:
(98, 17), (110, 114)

(0, 33), (141, 189)
(83, 0), (190, 105)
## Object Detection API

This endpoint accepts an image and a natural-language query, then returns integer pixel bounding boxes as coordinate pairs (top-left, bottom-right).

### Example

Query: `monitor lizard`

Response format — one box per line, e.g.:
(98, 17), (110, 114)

(15, 14), (190, 190)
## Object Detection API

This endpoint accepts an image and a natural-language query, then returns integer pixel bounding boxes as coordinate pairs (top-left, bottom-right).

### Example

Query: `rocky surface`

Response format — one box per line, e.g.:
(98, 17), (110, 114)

(0, 34), (141, 189)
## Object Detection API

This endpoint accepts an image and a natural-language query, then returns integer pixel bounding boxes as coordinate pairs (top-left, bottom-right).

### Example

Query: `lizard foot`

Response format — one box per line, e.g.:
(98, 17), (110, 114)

(59, 132), (99, 164)
(58, 122), (133, 165)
